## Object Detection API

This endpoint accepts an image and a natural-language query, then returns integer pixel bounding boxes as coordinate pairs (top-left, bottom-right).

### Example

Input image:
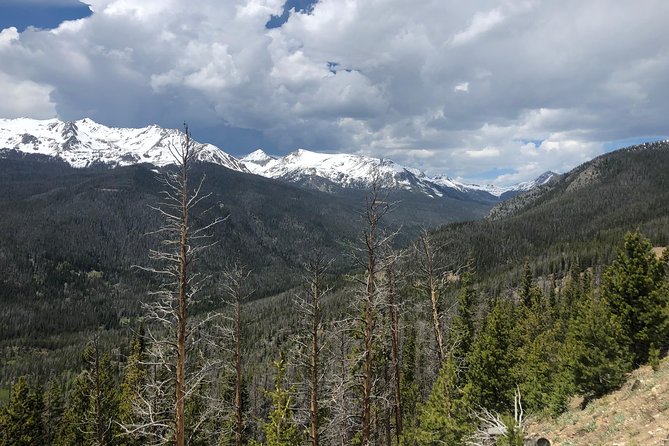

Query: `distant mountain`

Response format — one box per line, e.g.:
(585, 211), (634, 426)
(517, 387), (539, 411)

(0, 118), (553, 201)
(0, 118), (248, 171)
(241, 148), (553, 200)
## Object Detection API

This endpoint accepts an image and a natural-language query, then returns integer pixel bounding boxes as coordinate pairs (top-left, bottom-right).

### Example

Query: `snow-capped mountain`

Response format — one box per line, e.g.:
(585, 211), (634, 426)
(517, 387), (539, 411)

(242, 148), (555, 199)
(0, 118), (248, 171)
(242, 148), (447, 195)
(0, 117), (554, 200)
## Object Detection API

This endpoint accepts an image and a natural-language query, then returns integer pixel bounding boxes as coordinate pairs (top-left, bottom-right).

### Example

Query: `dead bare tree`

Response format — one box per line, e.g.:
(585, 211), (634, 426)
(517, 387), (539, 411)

(320, 318), (357, 446)
(383, 251), (403, 443)
(415, 229), (447, 366)
(125, 124), (226, 445)
(349, 182), (400, 446)
(466, 386), (525, 446)
(292, 251), (333, 446)
(220, 263), (252, 446)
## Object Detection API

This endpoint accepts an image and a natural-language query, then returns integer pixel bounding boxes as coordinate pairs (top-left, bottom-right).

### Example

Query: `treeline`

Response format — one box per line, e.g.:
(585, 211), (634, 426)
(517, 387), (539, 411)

(2, 226), (667, 445)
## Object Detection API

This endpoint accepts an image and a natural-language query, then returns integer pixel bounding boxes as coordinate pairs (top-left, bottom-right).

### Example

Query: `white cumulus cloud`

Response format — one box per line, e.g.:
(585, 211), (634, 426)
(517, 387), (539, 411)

(1, 0), (668, 184)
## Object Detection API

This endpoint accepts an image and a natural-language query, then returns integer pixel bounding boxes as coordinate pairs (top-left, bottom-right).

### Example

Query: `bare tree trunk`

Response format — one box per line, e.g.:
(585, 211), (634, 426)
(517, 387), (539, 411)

(306, 254), (329, 446)
(359, 184), (394, 446)
(381, 321), (391, 446)
(127, 124), (225, 444)
(235, 287), (243, 446)
(222, 264), (251, 446)
(362, 289), (374, 445)
(419, 231), (445, 365)
(386, 262), (403, 443)
(362, 213), (377, 446)
(175, 128), (191, 446)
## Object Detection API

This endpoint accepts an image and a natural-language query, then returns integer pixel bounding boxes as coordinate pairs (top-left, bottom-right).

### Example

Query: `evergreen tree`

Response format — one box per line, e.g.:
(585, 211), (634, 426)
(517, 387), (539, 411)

(42, 377), (66, 445)
(118, 330), (146, 446)
(55, 373), (89, 446)
(56, 339), (119, 446)
(602, 231), (669, 365)
(450, 261), (477, 372)
(0, 376), (44, 446)
(559, 265), (583, 321)
(511, 282), (567, 414)
(463, 299), (517, 414)
(260, 356), (303, 446)
(519, 260), (534, 308)
(406, 356), (470, 445)
(399, 324), (420, 435)
(565, 290), (632, 403)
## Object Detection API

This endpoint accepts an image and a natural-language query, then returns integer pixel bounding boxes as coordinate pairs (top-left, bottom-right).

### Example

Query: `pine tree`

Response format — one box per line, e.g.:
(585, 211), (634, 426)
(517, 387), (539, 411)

(450, 261), (477, 372)
(407, 356), (470, 445)
(55, 374), (89, 446)
(463, 299), (517, 414)
(260, 356), (303, 446)
(0, 376), (44, 446)
(602, 231), (669, 365)
(565, 290), (632, 403)
(42, 377), (66, 445)
(118, 330), (146, 446)
(519, 260), (534, 308)
(399, 324), (420, 437)
(57, 339), (119, 446)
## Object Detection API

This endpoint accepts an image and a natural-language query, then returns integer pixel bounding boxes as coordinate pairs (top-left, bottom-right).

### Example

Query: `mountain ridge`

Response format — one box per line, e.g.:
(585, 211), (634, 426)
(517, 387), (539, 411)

(431, 139), (669, 280)
(241, 147), (557, 200)
(0, 117), (553, 201)
(0, 117), (248, 171)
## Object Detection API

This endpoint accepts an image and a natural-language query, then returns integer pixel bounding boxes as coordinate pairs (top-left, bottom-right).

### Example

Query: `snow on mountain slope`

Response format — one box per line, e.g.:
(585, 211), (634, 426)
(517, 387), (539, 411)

(0, 117), (553, 200)
(242, 148), (552, 199)
(242, 148), (434, 191)
(0, 118), (248, 171)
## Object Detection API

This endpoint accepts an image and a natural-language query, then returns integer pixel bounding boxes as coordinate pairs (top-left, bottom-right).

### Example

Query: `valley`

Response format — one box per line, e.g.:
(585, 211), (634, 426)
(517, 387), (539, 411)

(0, 132), (668, 446)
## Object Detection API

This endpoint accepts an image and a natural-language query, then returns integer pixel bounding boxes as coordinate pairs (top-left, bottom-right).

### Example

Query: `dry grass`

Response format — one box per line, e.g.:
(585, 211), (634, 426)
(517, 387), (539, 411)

(527, 356), (669, 445)
(652, 247), (666, 258)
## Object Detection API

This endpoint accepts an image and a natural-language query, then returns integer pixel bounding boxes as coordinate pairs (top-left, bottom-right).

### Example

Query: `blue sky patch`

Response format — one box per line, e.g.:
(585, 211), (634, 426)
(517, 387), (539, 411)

(0, 2), (92, 32)
(266, 0), (318, 29)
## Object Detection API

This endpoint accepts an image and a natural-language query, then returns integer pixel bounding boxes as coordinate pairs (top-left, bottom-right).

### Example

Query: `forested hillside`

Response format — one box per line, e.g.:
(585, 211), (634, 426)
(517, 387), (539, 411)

(0, 152), (489, 380)
(0, 141), (668, 445)
(432, 140), (669, 290)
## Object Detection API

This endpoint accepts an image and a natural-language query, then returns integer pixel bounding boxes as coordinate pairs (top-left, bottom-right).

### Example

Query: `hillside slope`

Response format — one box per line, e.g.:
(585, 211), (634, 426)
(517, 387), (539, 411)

(528, 356), (669, 445)
(432, 140), (669, 284)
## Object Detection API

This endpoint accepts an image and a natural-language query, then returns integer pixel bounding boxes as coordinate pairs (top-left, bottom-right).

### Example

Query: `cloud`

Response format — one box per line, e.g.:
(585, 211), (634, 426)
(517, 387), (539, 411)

(0, 0), (668, 183)
(0, 72), (56, 118)
(454, 82), (469, 93)
(450, 8), (504, 46)
(465, 147), (499, 159)
(0, 27), (19, 46)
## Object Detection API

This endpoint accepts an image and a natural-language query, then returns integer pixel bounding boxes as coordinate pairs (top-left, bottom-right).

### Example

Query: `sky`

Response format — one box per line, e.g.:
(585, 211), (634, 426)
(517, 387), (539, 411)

(0, 0), (668, 185)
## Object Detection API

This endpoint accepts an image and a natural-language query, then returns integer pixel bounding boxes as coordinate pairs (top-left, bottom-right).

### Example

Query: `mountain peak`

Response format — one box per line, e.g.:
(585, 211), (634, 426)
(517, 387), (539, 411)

(534, 171), (558, 186)
(244, 148), (274, 161)
(0, 117), (248, 172)
(241, 149), (278, 174)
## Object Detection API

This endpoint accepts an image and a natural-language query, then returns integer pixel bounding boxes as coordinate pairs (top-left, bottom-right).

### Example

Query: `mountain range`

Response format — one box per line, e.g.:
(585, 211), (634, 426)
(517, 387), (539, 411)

(1, 118), (668, 403)
(0, 117), (555, 200)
